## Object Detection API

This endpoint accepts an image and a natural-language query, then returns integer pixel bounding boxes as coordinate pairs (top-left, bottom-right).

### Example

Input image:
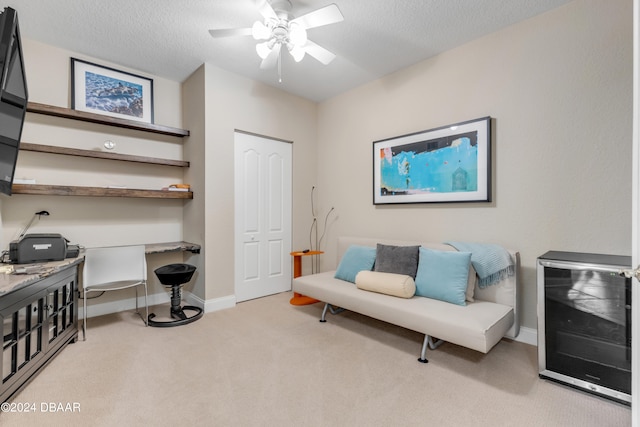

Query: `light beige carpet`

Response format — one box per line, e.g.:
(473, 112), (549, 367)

(2, 291), (631, 426)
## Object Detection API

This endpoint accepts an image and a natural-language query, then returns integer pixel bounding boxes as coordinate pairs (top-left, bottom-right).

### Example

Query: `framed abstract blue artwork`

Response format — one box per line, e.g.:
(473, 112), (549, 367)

(71, 58), (154, 123)
(373, 117), (491, 204)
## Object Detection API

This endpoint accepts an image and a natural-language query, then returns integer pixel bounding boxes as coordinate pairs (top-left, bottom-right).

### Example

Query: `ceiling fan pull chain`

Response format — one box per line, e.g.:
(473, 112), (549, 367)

(278, 46), (282, 83)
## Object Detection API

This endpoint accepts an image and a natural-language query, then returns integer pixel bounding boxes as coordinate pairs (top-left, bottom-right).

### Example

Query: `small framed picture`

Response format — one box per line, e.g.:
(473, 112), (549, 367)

(373, 117), (491, 204)
(71, 58), (154, 123)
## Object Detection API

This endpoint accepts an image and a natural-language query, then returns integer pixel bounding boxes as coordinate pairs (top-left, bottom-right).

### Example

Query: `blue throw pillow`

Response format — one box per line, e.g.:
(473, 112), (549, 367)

(414, 247), (471, 306)
(334, 245), (377, 283)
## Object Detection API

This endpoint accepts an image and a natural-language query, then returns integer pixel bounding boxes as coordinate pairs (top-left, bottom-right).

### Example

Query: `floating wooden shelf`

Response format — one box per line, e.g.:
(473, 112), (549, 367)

(26, 102), (190, 138)
(20, 142), (189, 167)
(11, 184), (193, 199)
(19, 103), (192, 199)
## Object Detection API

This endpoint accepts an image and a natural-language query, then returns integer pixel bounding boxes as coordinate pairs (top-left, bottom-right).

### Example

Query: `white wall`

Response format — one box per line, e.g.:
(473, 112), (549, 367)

(182, 64), (318, 303)
(181, 66), (207, 302)
(5, 0), (630, 332)
(5, 40), (187, 247)
(315, 0), (633, 330)
(3, 38), (318, 314)
(1, 39), (190, 305)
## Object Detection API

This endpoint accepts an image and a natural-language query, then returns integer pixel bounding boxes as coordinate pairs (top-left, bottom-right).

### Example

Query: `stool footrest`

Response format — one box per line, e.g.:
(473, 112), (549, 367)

(148, 306), (203, 328)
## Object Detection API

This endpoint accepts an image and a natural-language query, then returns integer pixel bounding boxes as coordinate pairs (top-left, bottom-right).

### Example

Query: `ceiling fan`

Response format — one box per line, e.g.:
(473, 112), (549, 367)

(209, 0), (344, 71)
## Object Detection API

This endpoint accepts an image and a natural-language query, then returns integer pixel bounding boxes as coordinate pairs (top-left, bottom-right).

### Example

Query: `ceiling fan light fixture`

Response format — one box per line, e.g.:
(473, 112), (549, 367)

(209, 0), (344, 73)
(252, 21), (271, 40)
(256, 41), (273, 59)
(289, 44), (306, 62)
(288, 22), (307, 46)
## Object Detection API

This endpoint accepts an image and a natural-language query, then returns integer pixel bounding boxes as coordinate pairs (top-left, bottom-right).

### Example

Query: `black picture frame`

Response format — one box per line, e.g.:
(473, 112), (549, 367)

(71, 58), (154, 123)
(373, 117), (491, 204)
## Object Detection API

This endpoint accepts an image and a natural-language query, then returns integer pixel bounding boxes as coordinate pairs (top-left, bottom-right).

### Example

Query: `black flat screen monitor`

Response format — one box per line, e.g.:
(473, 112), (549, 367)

(0, 7), (28, 196)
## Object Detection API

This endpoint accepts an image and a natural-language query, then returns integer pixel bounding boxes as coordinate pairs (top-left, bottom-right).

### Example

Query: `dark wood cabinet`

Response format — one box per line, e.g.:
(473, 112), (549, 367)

(1, 265), (79, 402)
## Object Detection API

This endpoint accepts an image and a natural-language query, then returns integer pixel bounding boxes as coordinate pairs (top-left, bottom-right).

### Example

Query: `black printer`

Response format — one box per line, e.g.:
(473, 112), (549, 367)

(9, 233), (80, 264)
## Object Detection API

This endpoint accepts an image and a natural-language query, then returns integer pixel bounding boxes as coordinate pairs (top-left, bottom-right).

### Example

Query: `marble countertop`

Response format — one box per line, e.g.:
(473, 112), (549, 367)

(0, 241), (201, 296)
(0, 257), (84, 296)
(145, 241), (201, 254)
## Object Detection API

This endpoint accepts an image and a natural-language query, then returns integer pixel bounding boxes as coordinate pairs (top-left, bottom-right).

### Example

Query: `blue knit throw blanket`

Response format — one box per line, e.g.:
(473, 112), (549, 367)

(445, 242), (515, 288)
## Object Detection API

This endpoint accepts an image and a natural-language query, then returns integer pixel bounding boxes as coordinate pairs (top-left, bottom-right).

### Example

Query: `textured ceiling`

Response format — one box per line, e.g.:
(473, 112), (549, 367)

(6, 0), (572, 102)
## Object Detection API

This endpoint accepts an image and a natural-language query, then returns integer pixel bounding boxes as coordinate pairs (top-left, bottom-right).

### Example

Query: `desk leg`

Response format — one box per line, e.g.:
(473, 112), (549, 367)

(293, 255), (302, 278)
(290, 254), (319, 305)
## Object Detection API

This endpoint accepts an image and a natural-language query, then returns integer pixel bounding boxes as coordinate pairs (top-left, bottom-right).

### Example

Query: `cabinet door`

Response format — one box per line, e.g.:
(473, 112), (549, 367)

(0, 266), (78, 402)
(45, 275), (77, 347)
(1, 295), (46, 385)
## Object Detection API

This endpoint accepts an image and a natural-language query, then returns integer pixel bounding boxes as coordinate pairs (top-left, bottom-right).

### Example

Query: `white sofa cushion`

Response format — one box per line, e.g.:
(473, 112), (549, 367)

(333, 236), (519, 339)
(293, 271), (514, 354)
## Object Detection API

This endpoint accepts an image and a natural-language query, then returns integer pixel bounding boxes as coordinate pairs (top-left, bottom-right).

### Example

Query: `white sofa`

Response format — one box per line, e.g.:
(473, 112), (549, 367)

(292, 236), (520, 363)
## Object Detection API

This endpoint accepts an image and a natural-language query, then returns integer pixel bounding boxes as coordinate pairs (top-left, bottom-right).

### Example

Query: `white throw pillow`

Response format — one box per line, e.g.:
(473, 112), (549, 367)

(355, 270), (416, 299)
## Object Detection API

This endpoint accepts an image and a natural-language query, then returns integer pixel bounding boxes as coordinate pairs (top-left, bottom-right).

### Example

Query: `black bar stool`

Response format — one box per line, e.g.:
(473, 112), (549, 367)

(148, 263), (203, 327)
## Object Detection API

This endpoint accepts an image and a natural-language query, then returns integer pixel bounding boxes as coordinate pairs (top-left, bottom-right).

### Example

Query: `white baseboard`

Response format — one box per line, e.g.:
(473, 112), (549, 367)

(83, 291), (236, 318)
(82, 292), (170, 318)
(199, 294), (236, 313)
(182, 292), (236, 313)
(514, 326), (537, 346)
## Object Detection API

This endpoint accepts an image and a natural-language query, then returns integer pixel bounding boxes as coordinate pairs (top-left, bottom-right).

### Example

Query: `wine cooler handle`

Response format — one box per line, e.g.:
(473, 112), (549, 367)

(619, 265), (640, 280)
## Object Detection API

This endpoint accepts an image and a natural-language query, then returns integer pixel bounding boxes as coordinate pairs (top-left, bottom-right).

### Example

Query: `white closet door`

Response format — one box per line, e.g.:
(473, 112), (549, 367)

(234, 131), (292, 302)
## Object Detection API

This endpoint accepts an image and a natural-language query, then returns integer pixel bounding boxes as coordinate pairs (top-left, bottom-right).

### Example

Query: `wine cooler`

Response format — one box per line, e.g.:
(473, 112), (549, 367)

(537, 251), (631, 404)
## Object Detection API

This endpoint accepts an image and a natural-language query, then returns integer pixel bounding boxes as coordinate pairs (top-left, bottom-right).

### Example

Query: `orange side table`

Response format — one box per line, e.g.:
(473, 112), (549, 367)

(290, 250), (323, 305)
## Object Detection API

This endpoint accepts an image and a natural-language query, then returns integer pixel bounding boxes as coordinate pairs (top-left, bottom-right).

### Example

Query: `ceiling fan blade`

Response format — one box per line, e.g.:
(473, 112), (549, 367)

(260, 43), (281, 69)
(208, 28), (253, 38)
(303, 40), (336, 65)
(255, 0), (278, 21)
(291, 4), (344, 30)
